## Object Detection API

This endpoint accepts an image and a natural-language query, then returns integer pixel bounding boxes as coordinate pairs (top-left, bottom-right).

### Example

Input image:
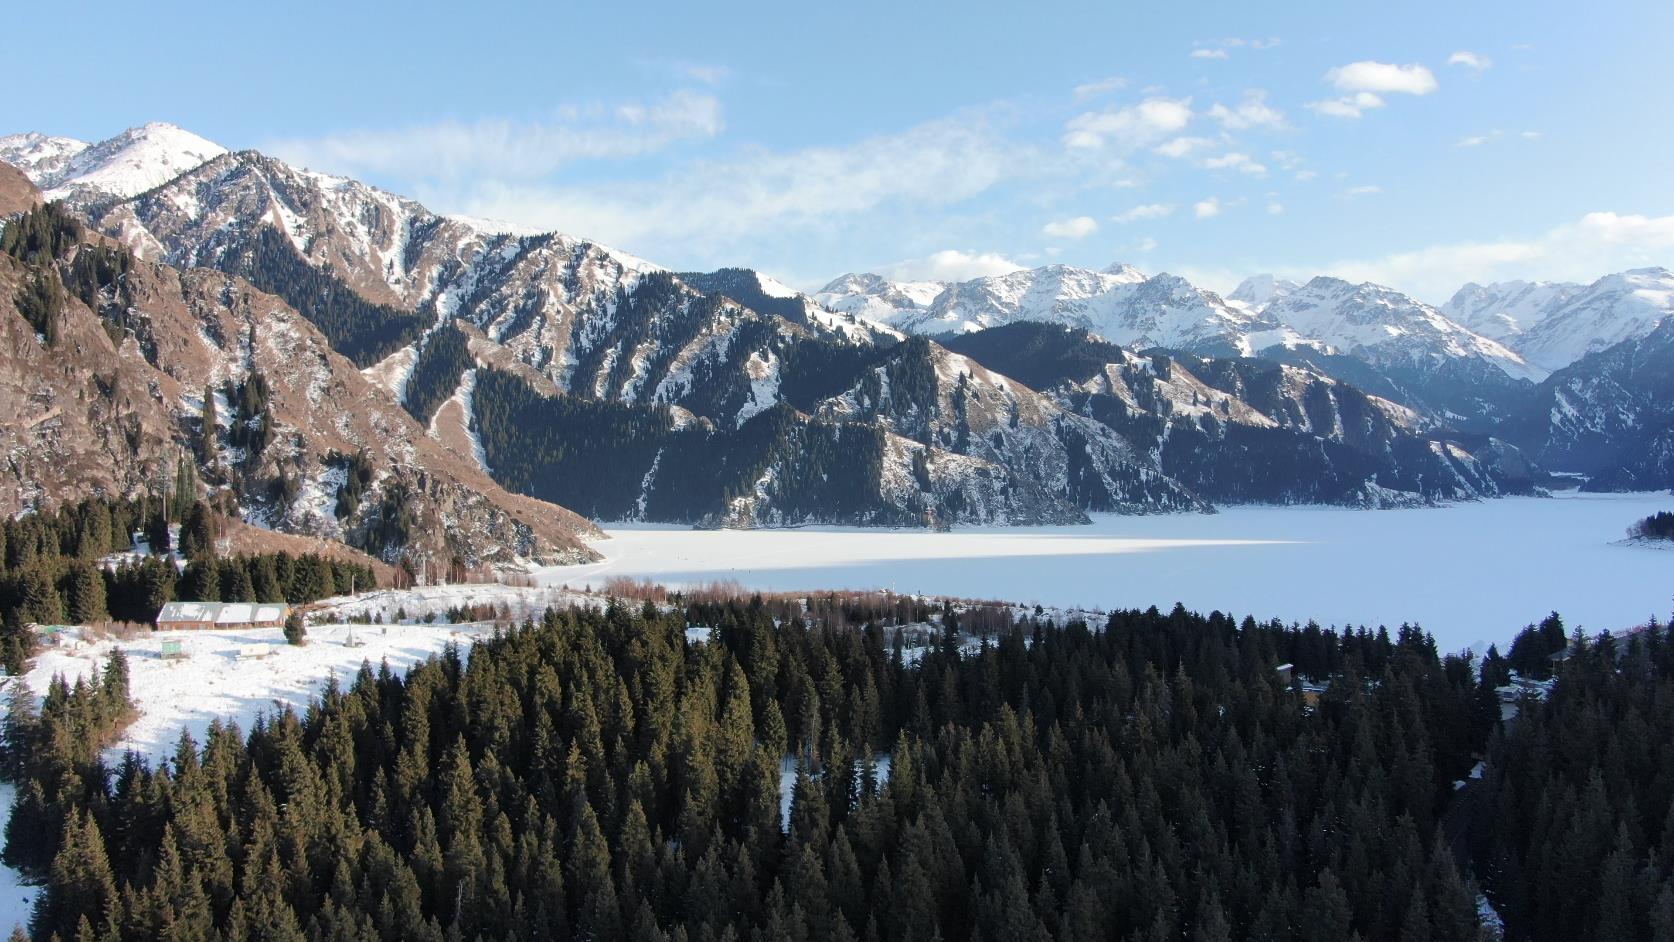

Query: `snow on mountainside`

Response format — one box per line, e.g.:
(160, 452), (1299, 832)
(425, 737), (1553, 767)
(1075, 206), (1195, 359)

(0, 122), (226, 204)
(1258, 276), (1542, 380)
(0, 203), (601, 564)
(1507, 315), (1674, 489)
(1227, 273), (1300, 311)
(815, 272), (949, 325)
(939, 322), (1540, 507)
(1511, 268), (1674, 373)
(0, 132), (88, 185)
(844, 262), (1286, 356)
(1441, 279), (1581, 344)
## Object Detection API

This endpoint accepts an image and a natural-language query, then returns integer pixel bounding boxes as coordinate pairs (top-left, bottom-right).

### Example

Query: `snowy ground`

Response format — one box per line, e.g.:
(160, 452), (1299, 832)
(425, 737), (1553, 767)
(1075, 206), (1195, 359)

(21, 620), (505, 767)
(0, 786), (35, 935)
(548, 492), (1674, 654)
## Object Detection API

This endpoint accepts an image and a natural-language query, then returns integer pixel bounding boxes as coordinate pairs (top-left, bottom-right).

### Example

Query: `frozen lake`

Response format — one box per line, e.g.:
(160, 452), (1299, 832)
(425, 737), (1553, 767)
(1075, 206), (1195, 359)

(544, 492), (1674, 653)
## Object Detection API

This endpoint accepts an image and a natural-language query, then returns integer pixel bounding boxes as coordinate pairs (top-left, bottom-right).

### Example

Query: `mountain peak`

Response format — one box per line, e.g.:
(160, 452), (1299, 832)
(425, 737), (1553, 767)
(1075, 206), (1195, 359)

(1228, 273), (1299, 308)
(4, 121), (227, 203)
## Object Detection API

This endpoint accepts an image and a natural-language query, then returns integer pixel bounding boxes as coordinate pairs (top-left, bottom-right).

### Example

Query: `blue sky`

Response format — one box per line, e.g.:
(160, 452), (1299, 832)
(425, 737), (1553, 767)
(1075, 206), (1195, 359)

(10, 0), (1674, 301)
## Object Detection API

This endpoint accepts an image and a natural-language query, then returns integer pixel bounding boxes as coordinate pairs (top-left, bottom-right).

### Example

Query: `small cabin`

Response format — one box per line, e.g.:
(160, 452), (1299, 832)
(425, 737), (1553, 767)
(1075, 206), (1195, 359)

(155, 601), (290, 631)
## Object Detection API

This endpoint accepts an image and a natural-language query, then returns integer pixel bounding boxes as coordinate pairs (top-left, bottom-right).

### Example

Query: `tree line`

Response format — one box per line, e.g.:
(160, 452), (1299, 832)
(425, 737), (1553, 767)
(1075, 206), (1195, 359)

(1, 594), (1500, 941)
(0, 497), (375, 672)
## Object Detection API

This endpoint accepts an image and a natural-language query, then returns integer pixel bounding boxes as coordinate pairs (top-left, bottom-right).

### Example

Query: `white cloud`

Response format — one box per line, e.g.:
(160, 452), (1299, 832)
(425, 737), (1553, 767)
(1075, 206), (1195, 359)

(1457, 130), (1503, 147)
(1154, 135), (1216, 158)
(1295, 169), (1318, 181)
(1190, 49), (1229, 60)
(1207, 91), (1287, 130)
(880, 249), (1025, 282)
(1305, 211), (1674, 303)
(1134, 236), (1159, 252)
(1194, 197), (1222, 219)
(1113, 203), (1173, 223)
(1447, 51), (1493, 72)
(268, 90), (725, 182)
(1309, 61), (1437, 118)
(1074, 76), (1129, 100)
(449, 111), (1024, 258)
(1521, 130), (1543, 140)
(1326, 61), (1439, 95)
(1043, 215), (1099, 239)
(1064, 97), (1193, 151)
(1267, 201), (1285, 215)
(1344, 184), (1383, 196)
(1203, 152), (1268, 175)
(1307, 91), (1386, 119)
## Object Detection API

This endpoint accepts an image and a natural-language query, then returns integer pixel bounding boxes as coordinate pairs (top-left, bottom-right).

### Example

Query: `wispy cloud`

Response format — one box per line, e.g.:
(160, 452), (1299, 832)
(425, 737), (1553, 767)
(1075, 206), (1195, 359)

(1207, 90), (1287, 130)
(1192, 37), (1282, 56)
(1113, 203), (1173, 223)
(1305, 211), (1674, 302)
(268, 91), (724, 182)
(1154, 135), (1216, 158)
(1073, 76), (1128, 100)
(1447, 51), (1493, 72)
(1457, 130), (1502, 147)
(1203, 152), (1267, 176)
(1063, 97), (1193, 151)
(1043, 215), (1099, 239)
(1344, 184), (1383, 196)
(450, 110), (1027, 259)
(1307, 91), (1387, 119)
(879, 249), (1024, 282)
(1194, 197), (1222, 219)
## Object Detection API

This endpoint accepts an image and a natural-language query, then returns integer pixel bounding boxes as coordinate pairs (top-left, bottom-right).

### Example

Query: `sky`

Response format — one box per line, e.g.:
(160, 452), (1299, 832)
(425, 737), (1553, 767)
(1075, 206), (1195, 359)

(8, 0), (1674, 302)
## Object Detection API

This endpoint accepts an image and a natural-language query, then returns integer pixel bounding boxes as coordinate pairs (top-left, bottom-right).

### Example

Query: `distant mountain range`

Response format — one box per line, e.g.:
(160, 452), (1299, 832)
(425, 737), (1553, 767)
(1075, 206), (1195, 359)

(0, 122), (1668, 565)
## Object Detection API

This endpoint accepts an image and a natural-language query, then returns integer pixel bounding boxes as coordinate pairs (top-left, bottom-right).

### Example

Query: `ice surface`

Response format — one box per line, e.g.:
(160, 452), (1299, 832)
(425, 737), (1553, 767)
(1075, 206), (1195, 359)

(542, 492), (1674, 653)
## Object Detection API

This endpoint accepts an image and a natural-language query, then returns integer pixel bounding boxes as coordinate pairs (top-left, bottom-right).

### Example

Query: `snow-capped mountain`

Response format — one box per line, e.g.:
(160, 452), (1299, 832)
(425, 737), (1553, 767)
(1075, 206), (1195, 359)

(815, 272), (948, 326)
(1441, 269), (1674, 372)
(1259, 276), (1540, 380)
(20, 119), (1674, 524)
(824, 262), (1282, 356)
(0, 122), (225, 204)
(0, 198), (599, 565)
(1511, 268), (1674, 373)
(1441, 279), (1581, 344)
(941, 322), (1538, 507)
(1227, 273), (1300, 310)
(1506, 315), (1674, 489)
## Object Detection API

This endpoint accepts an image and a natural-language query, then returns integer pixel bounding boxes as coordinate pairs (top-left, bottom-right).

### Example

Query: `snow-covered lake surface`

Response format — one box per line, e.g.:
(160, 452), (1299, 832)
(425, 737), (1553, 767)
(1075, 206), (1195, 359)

(546, 492), (1674, 654)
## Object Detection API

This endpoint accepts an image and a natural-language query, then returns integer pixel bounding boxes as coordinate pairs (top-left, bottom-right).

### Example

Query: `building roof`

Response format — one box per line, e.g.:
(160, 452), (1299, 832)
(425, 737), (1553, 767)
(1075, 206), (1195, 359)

(156, 601), (289, 624)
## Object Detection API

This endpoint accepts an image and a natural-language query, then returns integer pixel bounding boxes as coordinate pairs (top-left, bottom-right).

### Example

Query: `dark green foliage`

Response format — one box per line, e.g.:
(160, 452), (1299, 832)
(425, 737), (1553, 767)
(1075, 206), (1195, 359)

(330, 449), (375, 520)
(12, 269), (65, 346)
(1505, 612), (1569, 679)
(403, 323), (474, 423)
(1, 594), (1493, 940)
(0, 497), (372, 637)
(283, 612), (305, 646)
(1476, 617), (1674, 941)
(1630, 511), (1674, 541)
(473, 368), (894, 523)
(0, 203), (82, 267)
(941, 321), (1123, 389)
(223, 228), (428, 367)
(225, 373), (274, 462)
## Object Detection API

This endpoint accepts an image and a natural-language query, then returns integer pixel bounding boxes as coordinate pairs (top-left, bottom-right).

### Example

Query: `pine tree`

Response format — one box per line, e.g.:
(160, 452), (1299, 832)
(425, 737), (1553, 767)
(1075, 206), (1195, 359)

(65, 562), (106, 625)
